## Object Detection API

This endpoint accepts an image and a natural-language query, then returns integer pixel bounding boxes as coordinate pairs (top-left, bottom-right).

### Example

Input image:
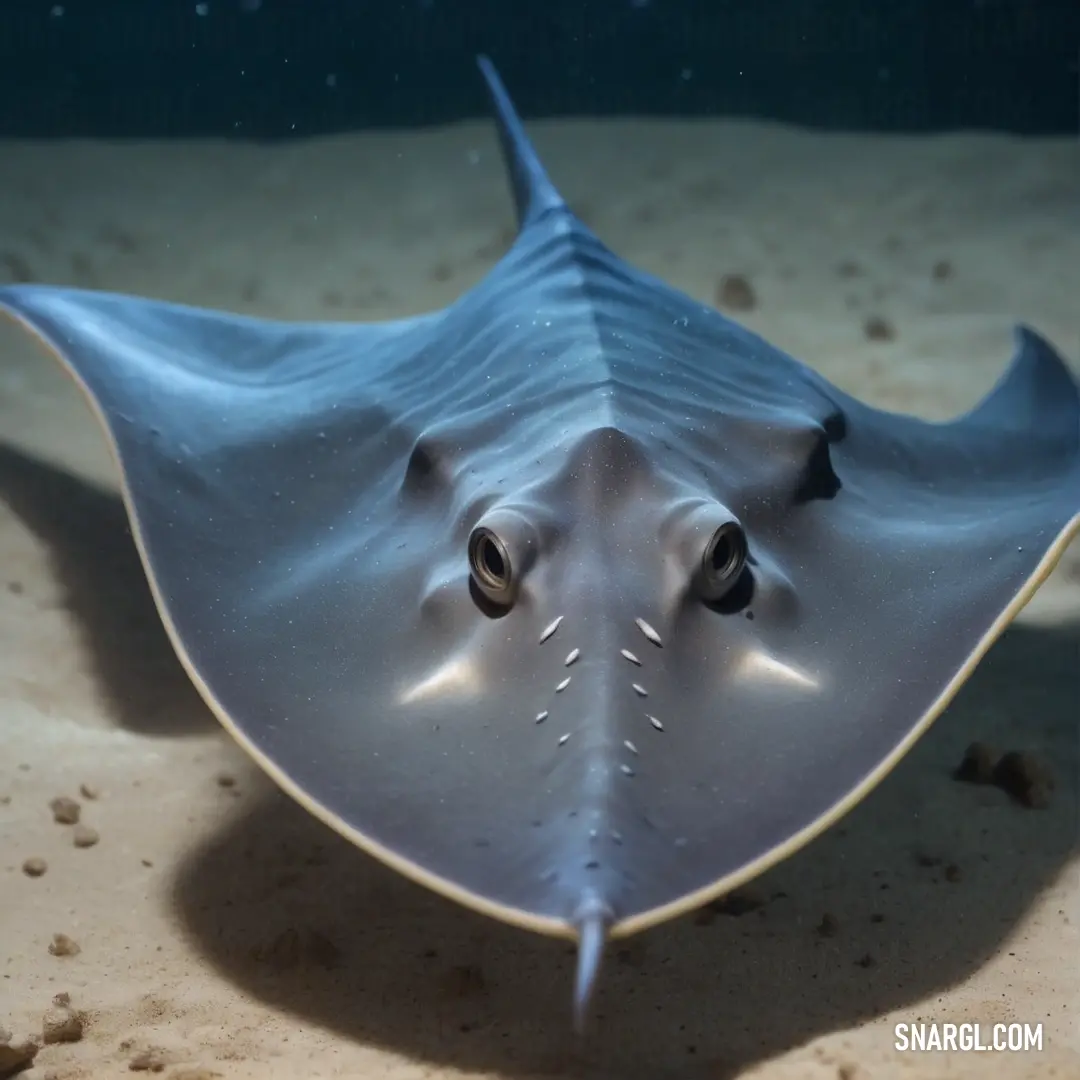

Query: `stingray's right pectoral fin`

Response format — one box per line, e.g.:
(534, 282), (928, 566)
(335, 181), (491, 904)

(0, 282), (440, 457)
(0, 283), (359, 415)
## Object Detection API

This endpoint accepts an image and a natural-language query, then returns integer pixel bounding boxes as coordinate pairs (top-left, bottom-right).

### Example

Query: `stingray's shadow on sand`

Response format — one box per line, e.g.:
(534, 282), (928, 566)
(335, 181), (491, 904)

(2, 445), (1077, 1078)
(0, 442), (213, 735)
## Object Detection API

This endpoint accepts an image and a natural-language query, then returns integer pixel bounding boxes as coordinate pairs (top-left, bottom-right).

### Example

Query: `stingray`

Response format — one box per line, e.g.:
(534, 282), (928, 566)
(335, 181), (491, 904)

(1, 58), (1078, 1028)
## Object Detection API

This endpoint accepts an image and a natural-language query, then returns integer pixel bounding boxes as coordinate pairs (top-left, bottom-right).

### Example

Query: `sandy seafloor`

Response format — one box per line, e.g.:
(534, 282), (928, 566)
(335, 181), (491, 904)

(0, 114), (1078, 1080)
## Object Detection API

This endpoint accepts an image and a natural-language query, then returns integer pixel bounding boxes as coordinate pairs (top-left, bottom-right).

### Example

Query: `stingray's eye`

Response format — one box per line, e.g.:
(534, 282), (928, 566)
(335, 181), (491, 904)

(468, 526), (514, 599)
(701, 521), (748, 599)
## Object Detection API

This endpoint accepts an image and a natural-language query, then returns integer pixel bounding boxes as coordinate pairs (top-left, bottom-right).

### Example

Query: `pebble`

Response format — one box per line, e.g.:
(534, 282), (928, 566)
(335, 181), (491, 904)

(0, 1027), (40, 1075)
(22, 857), (47, 878)
(993, 750), (1054, 809)
(72, 824), (100, 849)
(931, 258), (953, 280)
(816, 912), (839, 938)
(715, 272), (757, 312)
(48, 933), (81, 958)
(48, 796), (81, 825)
(863, 314), (895, 341)
(708, 887), (765, 916)
(128, 1048), (168, 1072)
(42, 994), (83, 1045)
(953, 741), (997, 784)
(954, 741), (1054, 808)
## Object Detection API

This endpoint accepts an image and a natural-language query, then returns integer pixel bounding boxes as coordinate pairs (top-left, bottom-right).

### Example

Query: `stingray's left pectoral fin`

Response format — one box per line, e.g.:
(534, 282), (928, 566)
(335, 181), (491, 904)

(961, 324), (1080, 437)
(841, 324), (1080, 515)
(571, 893), (614, 1034)
(935, 323), (1080, 496)
(0, 283), (338, 416)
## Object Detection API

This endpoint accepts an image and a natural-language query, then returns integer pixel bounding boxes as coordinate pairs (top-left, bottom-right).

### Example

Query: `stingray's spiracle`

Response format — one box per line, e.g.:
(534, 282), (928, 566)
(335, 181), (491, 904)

(468, 526), (512, 594)
(701, 519), (748, 599)
(467, 508), (538, 605)
(668, 498), (750, 604)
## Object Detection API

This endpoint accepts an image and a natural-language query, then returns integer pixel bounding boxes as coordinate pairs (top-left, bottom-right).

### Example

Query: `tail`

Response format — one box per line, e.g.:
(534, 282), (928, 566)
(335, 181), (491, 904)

(476, 55), (567, 231)
(571, 893), (614, 1034)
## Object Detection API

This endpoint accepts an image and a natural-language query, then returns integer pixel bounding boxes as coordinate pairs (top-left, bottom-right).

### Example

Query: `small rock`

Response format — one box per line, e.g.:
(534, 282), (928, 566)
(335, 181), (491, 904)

(49, 796), (81, 825)
(992, 751), (1054, 808)
(837, 1063), (867, 1080)
(214, 773), (236, 789)
(953, 741), (998, 784)
(816, 912), (839, 938)
(72, 824), (100, 848)
(707, 886), (765, 917)
(854, 952), (876, 968)
(48, 933), (81, 958)
(931, 259), (953, 280)
(129, 1048), (167, 1072)
(22, 857), (47, 878)
(78, 783), (100, 800)
(716, 273), (757, 312)
(0, 1030), (40, 1076)
(944, 863), (962, 883)
(863, 315), (895, 342)
(42, 998), (83, 1045)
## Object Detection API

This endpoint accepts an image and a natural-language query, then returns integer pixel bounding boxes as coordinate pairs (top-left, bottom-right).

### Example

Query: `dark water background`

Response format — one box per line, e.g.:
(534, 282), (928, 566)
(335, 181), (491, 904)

(0, 0), (1076, 138)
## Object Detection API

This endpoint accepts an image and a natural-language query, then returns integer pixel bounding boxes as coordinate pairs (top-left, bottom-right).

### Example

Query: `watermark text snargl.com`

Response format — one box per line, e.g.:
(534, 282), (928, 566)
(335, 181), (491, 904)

(895, 1022), (1043, 1053)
